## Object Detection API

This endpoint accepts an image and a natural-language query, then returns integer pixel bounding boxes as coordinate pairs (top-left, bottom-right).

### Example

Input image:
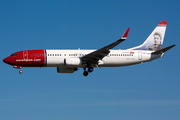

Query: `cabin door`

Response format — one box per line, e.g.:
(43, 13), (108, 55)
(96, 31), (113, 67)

(23, 51), (28, 59)
(138, 52), (142, 60)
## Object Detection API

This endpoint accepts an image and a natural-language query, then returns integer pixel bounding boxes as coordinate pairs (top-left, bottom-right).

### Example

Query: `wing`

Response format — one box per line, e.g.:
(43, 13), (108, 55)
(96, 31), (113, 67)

(81, 28), (130, 65)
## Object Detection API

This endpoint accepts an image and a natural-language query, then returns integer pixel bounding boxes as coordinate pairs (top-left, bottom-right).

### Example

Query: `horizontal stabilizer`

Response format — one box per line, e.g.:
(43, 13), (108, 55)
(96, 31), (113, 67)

(152, 44), (177, 54)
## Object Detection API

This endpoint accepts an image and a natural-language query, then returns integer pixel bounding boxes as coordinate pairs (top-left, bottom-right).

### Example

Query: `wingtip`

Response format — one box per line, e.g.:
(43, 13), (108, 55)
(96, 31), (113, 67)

(122, 28), (130, 39)
(172, 44), (177, 47)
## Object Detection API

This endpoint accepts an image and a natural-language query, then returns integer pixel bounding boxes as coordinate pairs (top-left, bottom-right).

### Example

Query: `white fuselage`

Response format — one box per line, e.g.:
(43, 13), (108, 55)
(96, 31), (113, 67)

(45, 49), (162, 68)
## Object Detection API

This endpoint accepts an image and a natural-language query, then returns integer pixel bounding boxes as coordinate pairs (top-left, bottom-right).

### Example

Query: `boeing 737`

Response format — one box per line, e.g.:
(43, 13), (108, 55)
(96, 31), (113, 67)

(3, 21), (176, 76)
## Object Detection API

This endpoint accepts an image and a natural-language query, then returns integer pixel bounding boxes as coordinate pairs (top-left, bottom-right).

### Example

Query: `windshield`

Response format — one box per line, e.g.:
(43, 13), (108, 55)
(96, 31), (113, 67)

(10, 54), (17, 57)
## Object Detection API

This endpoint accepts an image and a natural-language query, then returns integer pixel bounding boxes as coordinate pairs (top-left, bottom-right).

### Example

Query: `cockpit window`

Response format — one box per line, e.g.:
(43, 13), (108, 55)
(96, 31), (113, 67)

(10, 54), (17, 56)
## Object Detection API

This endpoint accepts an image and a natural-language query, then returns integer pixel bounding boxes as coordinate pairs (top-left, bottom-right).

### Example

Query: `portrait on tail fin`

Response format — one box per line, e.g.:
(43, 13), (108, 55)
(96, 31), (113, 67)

(148, 32), (162, 51)
(128, 21), (167, 51)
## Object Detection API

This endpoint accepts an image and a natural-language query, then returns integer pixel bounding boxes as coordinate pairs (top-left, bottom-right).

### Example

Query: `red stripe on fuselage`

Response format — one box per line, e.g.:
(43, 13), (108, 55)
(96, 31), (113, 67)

(5, 50), (46, 67)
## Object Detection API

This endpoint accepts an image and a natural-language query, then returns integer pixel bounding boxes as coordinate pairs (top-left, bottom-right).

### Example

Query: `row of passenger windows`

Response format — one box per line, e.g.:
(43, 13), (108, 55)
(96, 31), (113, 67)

(29, 54), (45, 56)
(48, 54), (61, 56)
(69, 54), (87, 56)
(110, 54), (133, 56)
(47, 54), (133, 57)
(29, 54), (133, 57)
(48, 54), (87, 56)
(29, 54), (59, 57)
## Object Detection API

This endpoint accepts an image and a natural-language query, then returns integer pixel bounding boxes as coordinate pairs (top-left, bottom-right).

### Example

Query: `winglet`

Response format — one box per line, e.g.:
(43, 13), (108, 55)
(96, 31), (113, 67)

(158, 21), (167, 26)
(121, 28), (130, 39)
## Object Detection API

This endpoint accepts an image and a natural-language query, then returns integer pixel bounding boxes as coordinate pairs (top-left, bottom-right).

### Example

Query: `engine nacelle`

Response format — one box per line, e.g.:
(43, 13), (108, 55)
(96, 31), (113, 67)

(57, 67), (75, 73)
(64, 58), (82, 66)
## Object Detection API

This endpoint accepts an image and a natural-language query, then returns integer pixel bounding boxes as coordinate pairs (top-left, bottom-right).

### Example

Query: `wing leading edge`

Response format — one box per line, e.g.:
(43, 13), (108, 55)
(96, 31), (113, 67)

(81, 28), (130, 65)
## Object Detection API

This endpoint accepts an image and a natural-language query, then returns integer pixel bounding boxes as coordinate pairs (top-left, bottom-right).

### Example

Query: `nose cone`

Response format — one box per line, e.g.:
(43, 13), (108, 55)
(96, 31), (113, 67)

(3, 57), (10, 64)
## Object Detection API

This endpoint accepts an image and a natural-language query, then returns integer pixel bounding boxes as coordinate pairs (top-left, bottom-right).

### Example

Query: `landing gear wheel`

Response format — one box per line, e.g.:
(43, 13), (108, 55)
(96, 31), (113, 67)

(88, 67), (94, 73)
(83, 71), (89, 76)
(19, 70), (23, 74)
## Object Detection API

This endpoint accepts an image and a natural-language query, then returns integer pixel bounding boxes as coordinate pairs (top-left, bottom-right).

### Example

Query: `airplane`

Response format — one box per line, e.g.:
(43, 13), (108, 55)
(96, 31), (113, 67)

(3, 21), (176, 76)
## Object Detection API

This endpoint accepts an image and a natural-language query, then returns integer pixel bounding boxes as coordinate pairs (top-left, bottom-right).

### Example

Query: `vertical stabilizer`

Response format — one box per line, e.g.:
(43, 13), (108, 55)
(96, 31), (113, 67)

(128, 21), (167, 51)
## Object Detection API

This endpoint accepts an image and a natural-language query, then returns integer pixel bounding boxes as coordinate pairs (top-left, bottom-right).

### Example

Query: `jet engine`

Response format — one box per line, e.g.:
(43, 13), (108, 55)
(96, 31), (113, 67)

(57, 67), (75, 73)
(64, 58), (82, 66)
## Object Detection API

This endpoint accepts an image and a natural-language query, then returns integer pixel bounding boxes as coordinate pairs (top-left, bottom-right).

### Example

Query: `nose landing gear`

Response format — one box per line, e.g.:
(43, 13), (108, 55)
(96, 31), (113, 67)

(13, 65), (23, 74)
(19, 69), (23, 74)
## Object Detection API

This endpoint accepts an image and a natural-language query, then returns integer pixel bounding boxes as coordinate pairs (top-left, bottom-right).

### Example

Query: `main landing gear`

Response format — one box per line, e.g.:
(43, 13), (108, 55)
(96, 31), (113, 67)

(83, 67), (94, 76)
